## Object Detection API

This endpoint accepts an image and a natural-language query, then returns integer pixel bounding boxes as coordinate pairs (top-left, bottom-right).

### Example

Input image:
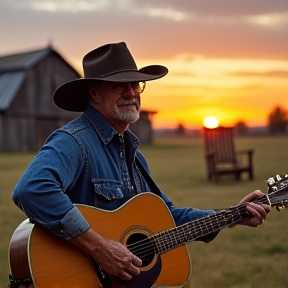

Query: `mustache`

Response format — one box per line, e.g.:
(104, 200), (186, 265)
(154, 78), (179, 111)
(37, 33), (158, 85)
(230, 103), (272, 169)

(117, 98), (140, 108)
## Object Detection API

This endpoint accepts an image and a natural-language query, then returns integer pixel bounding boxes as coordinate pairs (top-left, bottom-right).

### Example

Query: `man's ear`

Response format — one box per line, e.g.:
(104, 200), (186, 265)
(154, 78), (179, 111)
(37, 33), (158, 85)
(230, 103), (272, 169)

(89, 87), (100, 104)
(89, 87), (97, 97)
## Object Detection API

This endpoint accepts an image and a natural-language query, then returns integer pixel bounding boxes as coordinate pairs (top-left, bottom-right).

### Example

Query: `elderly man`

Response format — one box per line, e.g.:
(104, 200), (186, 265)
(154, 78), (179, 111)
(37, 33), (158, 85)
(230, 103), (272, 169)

(11, 42), (270, 288)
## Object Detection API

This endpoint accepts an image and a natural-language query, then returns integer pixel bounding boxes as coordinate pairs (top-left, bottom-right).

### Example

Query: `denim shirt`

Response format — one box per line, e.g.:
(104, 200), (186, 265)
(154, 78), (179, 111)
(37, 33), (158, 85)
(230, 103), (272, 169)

(13, 105), (216, 242)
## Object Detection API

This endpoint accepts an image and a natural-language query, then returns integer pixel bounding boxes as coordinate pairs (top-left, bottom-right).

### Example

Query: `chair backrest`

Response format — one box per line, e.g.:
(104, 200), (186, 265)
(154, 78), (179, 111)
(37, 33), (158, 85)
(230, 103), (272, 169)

(203, 126), (236, 164)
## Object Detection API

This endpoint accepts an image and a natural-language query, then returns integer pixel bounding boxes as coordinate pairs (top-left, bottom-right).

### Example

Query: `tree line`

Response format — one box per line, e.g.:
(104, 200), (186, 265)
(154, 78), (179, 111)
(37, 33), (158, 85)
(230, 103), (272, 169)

(235, 106), (288, 136)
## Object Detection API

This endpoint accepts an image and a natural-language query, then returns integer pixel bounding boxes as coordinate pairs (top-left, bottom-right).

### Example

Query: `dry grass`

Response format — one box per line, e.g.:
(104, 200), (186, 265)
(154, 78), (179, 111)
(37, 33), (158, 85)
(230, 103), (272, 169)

(1, 136), (288, 287)
(141, 136), (288, 288)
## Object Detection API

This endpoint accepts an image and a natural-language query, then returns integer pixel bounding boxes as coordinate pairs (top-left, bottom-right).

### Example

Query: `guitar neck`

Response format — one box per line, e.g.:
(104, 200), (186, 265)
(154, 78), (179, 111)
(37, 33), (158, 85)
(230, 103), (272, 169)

(152, 205), (244, 254)
(153, 193), (275, 255)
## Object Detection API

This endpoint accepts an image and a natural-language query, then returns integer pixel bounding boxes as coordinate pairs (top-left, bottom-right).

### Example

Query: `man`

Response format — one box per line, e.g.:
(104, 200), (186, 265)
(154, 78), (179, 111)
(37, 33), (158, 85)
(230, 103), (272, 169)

(12, 42), (270, 287)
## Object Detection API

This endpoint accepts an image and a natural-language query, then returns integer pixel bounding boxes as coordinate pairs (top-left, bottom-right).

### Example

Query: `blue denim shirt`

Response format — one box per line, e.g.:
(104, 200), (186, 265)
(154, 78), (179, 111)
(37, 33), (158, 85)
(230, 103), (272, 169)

(13, 105), (216, 241)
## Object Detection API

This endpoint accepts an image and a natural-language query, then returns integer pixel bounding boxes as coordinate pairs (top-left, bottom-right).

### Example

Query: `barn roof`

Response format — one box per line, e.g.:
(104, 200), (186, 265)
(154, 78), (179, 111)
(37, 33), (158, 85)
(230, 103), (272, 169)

(0, 48), (53, 73)
(0, 47), (80, 111)
(0, 72), (26, 110)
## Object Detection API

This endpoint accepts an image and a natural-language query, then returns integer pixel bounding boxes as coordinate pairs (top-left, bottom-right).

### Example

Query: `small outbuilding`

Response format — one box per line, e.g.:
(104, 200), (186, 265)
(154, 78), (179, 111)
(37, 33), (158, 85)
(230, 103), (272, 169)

(129, 110), (157, 144)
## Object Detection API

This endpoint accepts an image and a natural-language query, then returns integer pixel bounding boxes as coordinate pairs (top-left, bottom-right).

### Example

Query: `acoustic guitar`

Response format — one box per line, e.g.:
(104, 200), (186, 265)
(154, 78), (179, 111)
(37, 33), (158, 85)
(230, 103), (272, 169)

(8, 174), (288, 288)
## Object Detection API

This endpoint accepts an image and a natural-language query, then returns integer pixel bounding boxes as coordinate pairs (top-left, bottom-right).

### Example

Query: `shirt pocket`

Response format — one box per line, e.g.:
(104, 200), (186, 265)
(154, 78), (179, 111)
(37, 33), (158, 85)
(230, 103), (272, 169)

(92, 179), (125, 210)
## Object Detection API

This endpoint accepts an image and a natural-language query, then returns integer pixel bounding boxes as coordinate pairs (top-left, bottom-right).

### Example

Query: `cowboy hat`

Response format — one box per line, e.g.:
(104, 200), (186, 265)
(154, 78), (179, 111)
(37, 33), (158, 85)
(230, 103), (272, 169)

(53, 42), (168, 112)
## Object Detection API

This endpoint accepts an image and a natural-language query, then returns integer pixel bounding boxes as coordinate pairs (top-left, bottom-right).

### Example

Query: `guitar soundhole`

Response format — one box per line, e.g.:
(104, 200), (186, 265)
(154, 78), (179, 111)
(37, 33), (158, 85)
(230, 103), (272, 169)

(126, 233), (155, 267)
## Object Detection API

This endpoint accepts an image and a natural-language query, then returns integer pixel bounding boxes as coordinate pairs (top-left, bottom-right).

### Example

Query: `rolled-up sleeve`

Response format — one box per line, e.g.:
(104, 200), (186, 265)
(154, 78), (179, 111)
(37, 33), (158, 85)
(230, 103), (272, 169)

(52, 206), (90, 240)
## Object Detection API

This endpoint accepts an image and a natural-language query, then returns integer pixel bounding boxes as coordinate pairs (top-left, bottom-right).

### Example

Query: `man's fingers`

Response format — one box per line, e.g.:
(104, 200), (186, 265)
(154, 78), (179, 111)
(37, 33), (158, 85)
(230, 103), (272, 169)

(246, 204), (261, 220)
(128, 263), (141, 275)
(240, 190), (264, 204)
(117, 270), (133, 281)
(248, 202), (268, 219)
(131, 254), (142, 267)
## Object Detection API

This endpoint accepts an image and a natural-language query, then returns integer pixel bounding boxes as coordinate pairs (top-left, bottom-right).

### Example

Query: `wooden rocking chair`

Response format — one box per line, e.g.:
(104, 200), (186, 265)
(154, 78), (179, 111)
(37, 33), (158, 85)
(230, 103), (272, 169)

(202, 126), (254, 182)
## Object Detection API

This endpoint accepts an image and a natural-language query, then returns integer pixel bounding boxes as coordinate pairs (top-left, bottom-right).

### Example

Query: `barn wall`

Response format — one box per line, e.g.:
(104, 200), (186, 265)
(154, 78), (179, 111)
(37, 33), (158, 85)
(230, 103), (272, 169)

(0, 51), (81, 151)
(0, 112), (34, 151)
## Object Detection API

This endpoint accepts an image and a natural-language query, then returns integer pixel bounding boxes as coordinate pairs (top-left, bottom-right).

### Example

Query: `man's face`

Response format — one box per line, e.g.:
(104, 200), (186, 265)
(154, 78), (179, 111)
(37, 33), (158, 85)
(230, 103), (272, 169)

(91, 82), (142, 131)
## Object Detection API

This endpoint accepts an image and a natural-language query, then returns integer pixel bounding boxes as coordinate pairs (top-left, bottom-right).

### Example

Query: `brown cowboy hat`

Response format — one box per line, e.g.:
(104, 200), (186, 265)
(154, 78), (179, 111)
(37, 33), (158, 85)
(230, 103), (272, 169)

(53, 42), (168, 111)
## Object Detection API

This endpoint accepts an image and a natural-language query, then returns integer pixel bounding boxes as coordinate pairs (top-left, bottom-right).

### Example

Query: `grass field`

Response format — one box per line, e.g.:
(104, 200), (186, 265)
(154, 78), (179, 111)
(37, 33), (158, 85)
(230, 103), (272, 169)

(1, 136), (288, 287)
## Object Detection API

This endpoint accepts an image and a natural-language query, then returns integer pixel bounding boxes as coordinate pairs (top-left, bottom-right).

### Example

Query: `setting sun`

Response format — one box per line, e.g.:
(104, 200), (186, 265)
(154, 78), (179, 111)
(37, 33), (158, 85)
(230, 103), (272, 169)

(203, 116), (220, 129)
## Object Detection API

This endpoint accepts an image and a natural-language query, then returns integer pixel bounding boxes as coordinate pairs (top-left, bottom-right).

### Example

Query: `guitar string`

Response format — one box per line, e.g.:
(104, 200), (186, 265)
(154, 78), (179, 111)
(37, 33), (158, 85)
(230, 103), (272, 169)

(125, 205), (243, 252)
(130, 192), (282, 259)
(267, 195), (287, 205)
(128, 217), (230, 260)
(127, 193), (282, 260)
(128, 204), (246, 257)
(127, 205), (249, 260)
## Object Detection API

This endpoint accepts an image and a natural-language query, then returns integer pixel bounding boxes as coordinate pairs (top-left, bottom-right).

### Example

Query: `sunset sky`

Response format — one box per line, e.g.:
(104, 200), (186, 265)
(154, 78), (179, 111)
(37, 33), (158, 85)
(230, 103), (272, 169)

(1, 0), (288, 129)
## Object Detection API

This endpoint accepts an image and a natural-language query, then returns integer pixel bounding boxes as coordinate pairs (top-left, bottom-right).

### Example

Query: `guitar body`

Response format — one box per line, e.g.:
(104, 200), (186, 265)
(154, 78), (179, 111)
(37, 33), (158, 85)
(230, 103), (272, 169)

(9, 193), (191, 288)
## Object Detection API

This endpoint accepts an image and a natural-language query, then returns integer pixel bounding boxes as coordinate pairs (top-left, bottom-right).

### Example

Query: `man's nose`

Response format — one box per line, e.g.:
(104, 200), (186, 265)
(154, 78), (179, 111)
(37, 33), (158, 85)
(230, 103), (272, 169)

(122, 83), (136, 99)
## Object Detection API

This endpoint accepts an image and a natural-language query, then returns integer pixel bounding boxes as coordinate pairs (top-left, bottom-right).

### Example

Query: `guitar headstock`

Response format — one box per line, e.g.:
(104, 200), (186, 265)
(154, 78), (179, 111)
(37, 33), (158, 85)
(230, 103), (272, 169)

(266, 174), (288, 211)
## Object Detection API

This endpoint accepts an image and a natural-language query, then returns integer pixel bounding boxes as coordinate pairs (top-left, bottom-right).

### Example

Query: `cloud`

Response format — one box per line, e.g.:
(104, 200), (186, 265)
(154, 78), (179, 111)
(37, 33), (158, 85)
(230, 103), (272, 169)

(1, 0), (287, 61)
(135, 6), (187, 21)
(28, 0), (188, 21)
(4, 0), (288, 17)
(231, 70), (288, 78)
(4, 0), (288, 28)
(245, 12), (288, 27)
(162, 56), (288, 76)
(32, 0), (108, 13)
(4, 0), (186, 21)
(6, 0), (110, 12)
(160, 0), (288, 17)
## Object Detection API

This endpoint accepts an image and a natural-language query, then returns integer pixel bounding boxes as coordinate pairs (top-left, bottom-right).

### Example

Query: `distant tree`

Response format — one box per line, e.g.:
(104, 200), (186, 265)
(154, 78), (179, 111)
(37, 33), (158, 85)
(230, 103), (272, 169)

(234, 120), (248, 136)
(175, 123), (186, 135)
(268, 106), (288, 135)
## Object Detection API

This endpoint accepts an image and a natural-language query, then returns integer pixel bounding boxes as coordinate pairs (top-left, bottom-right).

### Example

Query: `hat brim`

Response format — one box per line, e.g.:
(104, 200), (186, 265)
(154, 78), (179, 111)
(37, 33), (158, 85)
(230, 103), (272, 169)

(53, 65), (168, 112)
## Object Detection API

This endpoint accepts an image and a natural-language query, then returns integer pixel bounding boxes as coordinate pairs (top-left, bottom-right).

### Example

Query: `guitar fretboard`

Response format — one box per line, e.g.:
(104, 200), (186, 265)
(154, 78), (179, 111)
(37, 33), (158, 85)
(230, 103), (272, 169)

(152, 204), (246, 254)
(151, 185), (288, 255)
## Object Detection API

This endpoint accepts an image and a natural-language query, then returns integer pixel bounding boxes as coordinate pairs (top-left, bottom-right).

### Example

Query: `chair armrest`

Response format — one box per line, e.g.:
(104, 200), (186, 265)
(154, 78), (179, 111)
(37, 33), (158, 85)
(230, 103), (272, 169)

(236, 149), (254, 155)
(236, 149), (254, 161)
(236, 149), (254, 166)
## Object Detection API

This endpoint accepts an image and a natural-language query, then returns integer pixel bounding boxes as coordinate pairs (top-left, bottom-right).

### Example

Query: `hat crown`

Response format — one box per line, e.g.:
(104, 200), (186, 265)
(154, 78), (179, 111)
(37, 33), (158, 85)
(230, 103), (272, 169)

(83, 42), (138, 79)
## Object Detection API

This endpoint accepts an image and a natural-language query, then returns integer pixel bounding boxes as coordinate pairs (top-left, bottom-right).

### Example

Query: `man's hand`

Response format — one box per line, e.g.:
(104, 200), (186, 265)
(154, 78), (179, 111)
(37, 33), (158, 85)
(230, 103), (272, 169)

(236, 190), (271, 227)
(69, 228), (142, 281)
(91, 235), (142, 281)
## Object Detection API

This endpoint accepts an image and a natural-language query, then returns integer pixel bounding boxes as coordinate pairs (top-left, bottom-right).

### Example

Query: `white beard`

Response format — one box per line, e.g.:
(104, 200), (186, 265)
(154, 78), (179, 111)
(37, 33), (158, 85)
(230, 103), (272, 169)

(114, 99), (140, 123)
(114, 107), (140, 123)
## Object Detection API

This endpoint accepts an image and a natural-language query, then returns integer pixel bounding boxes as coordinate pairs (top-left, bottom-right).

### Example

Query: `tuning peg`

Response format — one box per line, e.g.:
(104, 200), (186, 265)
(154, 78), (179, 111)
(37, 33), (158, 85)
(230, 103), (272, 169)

(276, 205), (283, 212)
(276, 200), (288, 211)
(267, 177), (276, 186)
(275, 174), (282, 182)
(276, 204), (284, 212)
(267, 174), (288, 193)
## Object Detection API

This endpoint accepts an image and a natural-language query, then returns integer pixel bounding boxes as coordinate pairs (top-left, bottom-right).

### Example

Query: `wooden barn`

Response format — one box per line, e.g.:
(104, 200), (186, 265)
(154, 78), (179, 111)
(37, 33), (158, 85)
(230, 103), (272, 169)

(0, 46), (81, 151)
